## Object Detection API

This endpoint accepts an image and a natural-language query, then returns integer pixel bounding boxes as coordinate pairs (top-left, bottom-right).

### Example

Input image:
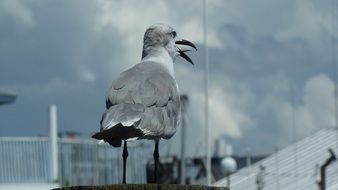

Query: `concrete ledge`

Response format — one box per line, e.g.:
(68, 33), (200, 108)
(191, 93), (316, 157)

(1, 183), (59, 190)
(53, 184), (228, 190)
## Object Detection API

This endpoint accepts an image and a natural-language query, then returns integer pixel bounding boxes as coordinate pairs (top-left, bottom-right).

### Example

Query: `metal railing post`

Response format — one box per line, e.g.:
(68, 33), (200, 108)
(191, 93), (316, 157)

(49, 104), (59, 183)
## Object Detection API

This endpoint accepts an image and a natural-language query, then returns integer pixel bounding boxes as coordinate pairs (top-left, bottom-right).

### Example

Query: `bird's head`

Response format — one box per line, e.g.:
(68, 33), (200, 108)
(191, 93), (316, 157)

(142, 24), (197, 64)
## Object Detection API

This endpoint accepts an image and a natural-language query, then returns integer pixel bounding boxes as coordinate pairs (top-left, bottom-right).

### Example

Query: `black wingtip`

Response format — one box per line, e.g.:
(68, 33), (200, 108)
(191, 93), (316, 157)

(92, 132), (122, 147)
(92, 133), (101, 139)
(92, 130), (105, 139)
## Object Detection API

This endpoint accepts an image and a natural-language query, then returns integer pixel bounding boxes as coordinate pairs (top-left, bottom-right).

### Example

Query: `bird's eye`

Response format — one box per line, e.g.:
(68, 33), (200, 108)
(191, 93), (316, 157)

(170, 31), (177, 38)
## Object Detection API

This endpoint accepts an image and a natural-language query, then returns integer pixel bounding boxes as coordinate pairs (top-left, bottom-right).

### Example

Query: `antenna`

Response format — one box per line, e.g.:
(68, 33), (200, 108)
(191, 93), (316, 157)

(290, 86), (299, 189)
(332, 0), (338, 129)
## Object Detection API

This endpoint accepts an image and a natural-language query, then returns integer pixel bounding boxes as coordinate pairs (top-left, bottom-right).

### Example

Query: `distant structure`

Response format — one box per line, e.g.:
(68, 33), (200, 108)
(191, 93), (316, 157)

(214, 138), (233, 157)
(214, 128), (338, 190)
(0, 90), (16, 105)
(255, 165), (266, 190)
(220, 156), (237, 188)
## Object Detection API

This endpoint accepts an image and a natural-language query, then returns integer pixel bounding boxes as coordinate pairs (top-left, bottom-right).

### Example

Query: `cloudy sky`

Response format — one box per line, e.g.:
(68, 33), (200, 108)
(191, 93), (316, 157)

(0, 0), (337, 156)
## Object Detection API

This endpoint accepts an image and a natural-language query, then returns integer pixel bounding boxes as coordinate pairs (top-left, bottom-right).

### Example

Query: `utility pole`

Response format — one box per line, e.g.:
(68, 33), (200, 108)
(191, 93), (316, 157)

(203, 0), (211, 186)
(180, 95), (189, 184)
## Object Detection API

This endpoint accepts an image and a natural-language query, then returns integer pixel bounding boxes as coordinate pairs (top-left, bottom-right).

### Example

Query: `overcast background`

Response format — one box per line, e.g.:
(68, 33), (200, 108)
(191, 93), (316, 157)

(0, 0), (337, 156)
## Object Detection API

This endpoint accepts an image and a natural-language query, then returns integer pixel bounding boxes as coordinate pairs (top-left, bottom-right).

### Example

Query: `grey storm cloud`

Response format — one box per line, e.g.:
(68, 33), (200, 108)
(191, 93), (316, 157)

(1, 0), (337, 156)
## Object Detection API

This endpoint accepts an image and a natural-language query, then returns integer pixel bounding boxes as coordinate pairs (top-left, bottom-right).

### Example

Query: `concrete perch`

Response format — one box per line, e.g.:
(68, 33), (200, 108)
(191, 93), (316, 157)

(53, 184), (228, 190)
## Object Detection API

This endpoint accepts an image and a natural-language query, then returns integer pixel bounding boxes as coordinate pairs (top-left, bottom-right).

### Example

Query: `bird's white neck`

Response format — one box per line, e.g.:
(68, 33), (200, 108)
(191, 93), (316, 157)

(141, 47), (175, 77)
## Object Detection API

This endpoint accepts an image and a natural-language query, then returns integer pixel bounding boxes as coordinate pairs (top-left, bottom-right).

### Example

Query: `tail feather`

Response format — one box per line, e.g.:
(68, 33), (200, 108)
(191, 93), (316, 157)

(92, 123), (144, 147)
(92, 131), (122, 147)
(108, 139), (122, 147)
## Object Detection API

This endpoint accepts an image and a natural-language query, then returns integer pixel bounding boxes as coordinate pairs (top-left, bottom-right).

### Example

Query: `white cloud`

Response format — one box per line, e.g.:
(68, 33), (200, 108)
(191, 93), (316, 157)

(0, 0), (35, 29)
(289, 74), (335, 139)
(301, 74), (336, 128)
(175, 66), (254, 155)
(208, 87), (253, 139)
(80, 69), (96, 84)
(95, 0), (225, 58)
(259, 74), (336, 142)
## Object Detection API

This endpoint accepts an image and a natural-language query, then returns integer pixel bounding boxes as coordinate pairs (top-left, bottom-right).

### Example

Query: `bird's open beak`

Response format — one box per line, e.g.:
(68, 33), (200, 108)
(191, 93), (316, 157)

(175, 39), (197, 65)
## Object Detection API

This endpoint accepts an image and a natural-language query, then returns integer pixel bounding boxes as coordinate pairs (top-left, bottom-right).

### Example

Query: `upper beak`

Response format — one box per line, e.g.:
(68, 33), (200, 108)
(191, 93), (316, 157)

(175, 39), (197, 65)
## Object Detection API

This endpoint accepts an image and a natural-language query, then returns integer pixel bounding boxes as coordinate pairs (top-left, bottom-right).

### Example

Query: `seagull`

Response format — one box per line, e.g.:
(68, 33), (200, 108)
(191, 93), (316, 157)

(92, 24), (196, 184)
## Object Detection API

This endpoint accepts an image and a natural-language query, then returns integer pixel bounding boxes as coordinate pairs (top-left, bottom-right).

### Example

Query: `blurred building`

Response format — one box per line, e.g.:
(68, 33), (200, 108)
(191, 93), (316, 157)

(0, 89), (16, 105)
(214, 128), (338, 190)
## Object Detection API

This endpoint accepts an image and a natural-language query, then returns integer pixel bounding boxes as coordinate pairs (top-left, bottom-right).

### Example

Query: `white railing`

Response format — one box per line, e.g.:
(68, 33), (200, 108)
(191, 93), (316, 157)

(0, 137), (51, 183)
(0, 137), (153, 186)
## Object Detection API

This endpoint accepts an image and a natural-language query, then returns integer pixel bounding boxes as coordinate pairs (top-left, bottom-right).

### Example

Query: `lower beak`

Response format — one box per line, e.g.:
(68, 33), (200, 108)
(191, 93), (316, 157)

(175, 39), (197, 65)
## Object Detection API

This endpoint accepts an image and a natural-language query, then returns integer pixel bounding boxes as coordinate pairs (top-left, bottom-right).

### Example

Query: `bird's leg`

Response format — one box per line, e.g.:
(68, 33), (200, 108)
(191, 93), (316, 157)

(122, 140), (128, 184)
(153, 140), (159, 183)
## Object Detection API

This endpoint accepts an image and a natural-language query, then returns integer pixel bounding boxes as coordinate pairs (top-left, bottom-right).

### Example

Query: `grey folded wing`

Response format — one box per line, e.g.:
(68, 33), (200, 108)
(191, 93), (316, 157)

(96, 62), (181, 143)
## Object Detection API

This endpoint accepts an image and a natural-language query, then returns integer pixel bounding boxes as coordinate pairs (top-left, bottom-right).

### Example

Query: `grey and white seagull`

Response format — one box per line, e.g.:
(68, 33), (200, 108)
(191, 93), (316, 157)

(92, 24), (196, 184)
